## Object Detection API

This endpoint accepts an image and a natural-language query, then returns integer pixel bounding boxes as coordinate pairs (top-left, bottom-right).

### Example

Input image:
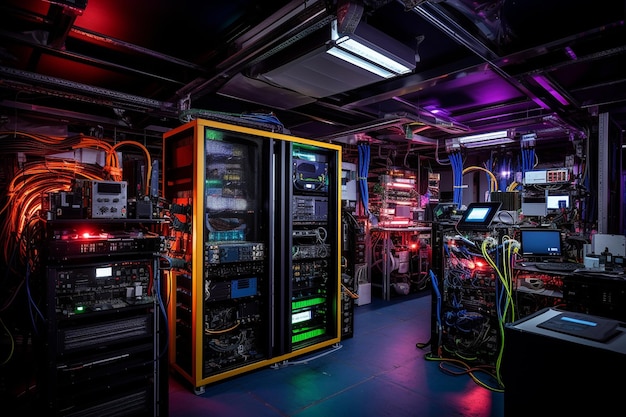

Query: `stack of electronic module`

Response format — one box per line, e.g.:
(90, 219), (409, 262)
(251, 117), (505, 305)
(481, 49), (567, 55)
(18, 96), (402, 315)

(38, 179), (165, 416)
(427, 202), (518, 390)
(162, 118), (342, 393)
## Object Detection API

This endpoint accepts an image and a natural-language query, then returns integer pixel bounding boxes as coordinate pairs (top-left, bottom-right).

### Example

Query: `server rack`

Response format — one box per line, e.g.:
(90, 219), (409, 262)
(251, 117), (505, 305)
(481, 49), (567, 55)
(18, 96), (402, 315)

(429, 222), (509, 367)
(39, 215), (165, 416)
(339, 208), (359, 339)
(563, 271), (626, 321)
(162, 119), (342, 391)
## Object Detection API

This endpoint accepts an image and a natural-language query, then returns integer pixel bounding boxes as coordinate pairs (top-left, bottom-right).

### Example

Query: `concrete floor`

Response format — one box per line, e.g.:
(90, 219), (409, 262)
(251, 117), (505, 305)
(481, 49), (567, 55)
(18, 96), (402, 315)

(168, 292), (504, 417)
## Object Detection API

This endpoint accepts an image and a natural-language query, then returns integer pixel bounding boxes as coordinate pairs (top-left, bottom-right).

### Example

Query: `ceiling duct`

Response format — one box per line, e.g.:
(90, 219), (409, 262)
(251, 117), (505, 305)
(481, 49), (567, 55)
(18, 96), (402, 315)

(336, 0), (364, 34)
(219, 12), (416, 107)
(256, 19), (415, 97)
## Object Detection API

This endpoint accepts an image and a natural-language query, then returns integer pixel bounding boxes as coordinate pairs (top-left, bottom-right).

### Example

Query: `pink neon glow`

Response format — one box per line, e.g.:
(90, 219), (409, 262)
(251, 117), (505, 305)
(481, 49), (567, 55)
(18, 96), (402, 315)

(379, 220), (412, 226)
(386, 182), (415, 189)
(532, 75), (570, 106)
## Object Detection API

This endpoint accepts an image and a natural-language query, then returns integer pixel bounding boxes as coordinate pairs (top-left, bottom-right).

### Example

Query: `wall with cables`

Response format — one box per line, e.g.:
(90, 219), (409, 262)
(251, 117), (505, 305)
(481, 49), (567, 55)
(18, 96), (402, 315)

(0, 131), (156, 382)
(0, 128), (167, 415)
(0, 132), (154, 274)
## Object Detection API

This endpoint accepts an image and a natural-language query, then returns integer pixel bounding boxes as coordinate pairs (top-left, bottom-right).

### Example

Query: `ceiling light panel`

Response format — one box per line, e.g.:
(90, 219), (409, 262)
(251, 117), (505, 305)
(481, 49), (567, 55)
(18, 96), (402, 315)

(328, 19), (415, 77)
(254, 19), (416, 100)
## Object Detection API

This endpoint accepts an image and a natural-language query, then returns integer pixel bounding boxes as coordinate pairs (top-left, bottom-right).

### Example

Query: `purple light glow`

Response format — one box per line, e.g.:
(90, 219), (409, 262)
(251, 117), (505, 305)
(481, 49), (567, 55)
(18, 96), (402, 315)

(532, 74), (570, 106)
(565, 46), (578, 60)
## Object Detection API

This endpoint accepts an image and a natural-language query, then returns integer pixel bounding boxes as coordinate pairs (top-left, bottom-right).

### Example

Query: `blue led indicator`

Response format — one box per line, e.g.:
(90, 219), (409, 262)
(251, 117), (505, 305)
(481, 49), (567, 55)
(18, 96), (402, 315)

(561, 316), (597, 327)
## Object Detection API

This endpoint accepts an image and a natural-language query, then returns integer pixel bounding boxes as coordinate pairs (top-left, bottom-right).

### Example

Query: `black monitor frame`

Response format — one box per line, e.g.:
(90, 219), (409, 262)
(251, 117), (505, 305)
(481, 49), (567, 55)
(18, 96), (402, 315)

(520, 228), (562, 257)
(456, 202), (502, 231)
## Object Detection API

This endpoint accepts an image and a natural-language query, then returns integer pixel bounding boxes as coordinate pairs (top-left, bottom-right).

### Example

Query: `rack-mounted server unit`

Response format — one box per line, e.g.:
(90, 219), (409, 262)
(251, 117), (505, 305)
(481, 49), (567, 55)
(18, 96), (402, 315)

(429, 223), (501, 366)
(38, 214), (164, 416)
(162, 119), (342, 391)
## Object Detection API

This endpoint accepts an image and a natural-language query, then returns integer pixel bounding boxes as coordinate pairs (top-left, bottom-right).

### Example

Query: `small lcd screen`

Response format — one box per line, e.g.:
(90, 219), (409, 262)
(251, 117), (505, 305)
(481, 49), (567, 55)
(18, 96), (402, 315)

(96, 182), (122, 194)
(456, 202), (501, 231)
(547, 195), (570, 209)
(292, 310), (312, 324)
(560, 316), (597, 327)
(465, 207), (490, 222)
(95, 266), (113, 277)
(520, 229), (562, 257)
(433, 202), (457, 220)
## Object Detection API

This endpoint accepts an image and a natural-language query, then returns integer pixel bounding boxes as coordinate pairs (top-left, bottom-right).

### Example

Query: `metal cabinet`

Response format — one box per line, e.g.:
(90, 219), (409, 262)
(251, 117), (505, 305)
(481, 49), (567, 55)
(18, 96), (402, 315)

(162, 119), (342, 391)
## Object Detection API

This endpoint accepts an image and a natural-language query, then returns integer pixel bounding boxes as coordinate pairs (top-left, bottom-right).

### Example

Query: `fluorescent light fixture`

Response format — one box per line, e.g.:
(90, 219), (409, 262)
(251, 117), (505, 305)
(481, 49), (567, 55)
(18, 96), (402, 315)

(461, 137), (514, 148)
(447, 130), (514, 149)
(458, 130), (510, 143)
(327, 19), (415, 79)
(326, 47), (396, 78)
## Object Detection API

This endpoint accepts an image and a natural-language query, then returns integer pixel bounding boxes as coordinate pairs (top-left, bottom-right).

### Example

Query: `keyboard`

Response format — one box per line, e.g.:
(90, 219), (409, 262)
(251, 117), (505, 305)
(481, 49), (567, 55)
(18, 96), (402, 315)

(534, 262), (584, 272)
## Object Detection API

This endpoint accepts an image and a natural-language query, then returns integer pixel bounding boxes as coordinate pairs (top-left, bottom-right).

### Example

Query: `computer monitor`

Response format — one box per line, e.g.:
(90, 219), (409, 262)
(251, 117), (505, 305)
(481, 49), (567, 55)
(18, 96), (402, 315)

(456, 202), (501, 231)
(520, 228), (562, 257)
(547, 195), (570, 210)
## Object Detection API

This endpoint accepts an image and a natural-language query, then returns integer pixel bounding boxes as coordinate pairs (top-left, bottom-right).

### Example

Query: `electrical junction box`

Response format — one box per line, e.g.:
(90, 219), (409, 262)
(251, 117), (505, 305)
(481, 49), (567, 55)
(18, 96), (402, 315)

(592, 234), (626, 256)
(355, 282), (371, 306)
(524, 170), (547, 184)
(341, 162), (357, 202)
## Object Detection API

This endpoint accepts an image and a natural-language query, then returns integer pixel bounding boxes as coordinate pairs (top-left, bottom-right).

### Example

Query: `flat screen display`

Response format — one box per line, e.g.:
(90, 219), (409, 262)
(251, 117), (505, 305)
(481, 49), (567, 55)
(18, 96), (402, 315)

(547, 195), (570, 209)
(456, 202), (501, 231)
(520, 228), (562, 257)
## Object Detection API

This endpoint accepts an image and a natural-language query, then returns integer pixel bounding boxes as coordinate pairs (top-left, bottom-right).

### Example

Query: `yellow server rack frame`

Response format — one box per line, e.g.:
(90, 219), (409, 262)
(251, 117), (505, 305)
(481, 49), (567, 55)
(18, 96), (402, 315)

(162, 118), (342, 391)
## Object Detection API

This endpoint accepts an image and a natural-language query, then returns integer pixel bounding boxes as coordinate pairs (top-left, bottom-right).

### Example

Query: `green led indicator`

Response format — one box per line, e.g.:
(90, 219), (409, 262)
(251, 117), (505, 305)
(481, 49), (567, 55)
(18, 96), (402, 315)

(204, 129), (223, 141)
(292, 297), (325, 310)
(292, 328), (325, 343)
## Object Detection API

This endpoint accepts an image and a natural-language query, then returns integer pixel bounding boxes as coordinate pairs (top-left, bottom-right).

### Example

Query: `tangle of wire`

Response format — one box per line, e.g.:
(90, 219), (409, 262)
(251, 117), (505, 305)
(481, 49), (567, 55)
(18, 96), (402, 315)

(1, 132), (155, 349)
(479, 234), (520, 387)
(1, 132), (154, 261)
(449, 150), (464, 208)
(426, 268), (501, 393)
(423, 234), (517, 392)
(357, 143), (370, 217)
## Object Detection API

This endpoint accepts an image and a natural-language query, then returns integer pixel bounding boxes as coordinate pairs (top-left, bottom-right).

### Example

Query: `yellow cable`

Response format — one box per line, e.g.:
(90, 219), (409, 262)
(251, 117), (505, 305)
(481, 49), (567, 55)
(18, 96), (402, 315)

(507, 181), (519, 191)
(479, 236), (520, 387)
(424, 353), (504, 392)
(112, 140), (153, 196)
(462, 166), (497, 192)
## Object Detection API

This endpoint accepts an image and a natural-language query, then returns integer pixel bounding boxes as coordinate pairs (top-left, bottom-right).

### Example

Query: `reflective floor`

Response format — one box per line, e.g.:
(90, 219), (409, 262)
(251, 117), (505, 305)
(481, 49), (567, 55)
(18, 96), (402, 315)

(168, 292), (504, 417)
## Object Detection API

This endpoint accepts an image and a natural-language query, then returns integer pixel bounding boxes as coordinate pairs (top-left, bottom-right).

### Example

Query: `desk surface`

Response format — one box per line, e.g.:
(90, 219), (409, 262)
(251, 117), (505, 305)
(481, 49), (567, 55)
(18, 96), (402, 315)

(515, 263), (625, 278)
(371, 226), (432, 232)
(514, 262), (579, 275)
(509, 307), (626, 352)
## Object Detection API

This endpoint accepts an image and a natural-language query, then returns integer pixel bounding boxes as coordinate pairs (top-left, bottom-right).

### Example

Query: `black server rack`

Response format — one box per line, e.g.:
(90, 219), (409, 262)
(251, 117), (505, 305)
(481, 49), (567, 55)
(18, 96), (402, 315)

(162, 119), (342, 391)
(429, 222), (509, 367)
(38, 213), (165, 416)
(339, 208), (360, 340)
(562, 271), (626, 321)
